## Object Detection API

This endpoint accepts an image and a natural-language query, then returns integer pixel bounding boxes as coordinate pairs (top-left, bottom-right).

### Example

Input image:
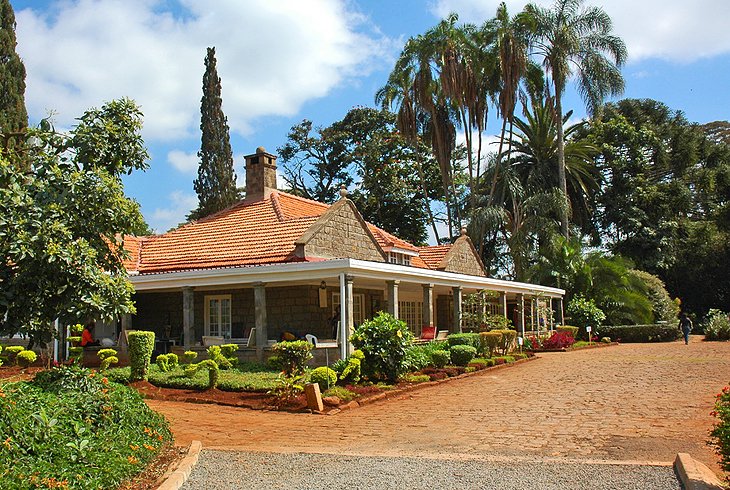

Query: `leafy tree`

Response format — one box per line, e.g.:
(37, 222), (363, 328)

(0, 99), (149, 348)
(190, 47), (237, 220)
(278, 107), (441, 245)
(526, 0), (627, 238)
(0, 0), (28, 163)
(628, 270), (679, 323)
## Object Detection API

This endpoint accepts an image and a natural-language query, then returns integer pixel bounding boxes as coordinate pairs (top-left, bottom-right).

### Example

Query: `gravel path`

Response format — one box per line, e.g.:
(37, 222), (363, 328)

(181, 450), (681, 490)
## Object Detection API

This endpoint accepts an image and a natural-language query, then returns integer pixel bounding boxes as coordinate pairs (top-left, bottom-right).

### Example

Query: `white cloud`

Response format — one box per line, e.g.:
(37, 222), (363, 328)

(431, 0), (730, 63)
(149, 191), (198, 233)
(167, 150), (198, 174)
(15, 0), (391, 142)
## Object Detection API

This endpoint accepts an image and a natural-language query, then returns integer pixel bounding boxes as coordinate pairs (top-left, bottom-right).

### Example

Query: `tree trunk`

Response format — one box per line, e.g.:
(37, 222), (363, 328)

(555, 94), (569, 238)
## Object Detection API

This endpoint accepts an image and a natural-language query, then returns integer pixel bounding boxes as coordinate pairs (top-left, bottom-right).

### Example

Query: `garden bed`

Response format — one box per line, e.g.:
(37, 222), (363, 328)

(531, 341), (618, 353)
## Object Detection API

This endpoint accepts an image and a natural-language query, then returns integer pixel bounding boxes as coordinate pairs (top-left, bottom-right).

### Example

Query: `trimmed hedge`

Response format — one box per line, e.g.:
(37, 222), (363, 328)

(556, 325), (579, 338)
(309, 367), (337, 392)
(598, 324), (680, 343)
(430, 350), (450, 368)
(447, 333), (480, 349)
(479, 331), (502, 357)
(450, 345), (477, 366)
(128, 331), (155, 381)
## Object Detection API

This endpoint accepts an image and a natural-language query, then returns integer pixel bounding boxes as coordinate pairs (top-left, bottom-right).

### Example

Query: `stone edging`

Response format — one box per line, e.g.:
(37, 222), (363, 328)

(155, 440), (202, 490)
(674, 452), (726, 490)
(321, 356), (539, 415)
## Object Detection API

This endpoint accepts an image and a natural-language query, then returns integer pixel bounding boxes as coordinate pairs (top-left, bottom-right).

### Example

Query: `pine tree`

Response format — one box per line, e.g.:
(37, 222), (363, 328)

(190, 47), (237, 220)
(0, 0), (28, 161)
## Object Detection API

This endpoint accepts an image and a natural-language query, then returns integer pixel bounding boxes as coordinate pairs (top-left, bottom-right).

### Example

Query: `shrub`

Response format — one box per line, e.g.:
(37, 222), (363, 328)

(479, 331), (502, 357)
(2, 368), (172, 490)
(69, 323), (84, 335)
(542, 331), (576, 349)
(68, 346), (83, 364)
(0, 345), (3, 367)
(67, 336), (82, 346)
(350, 312), (413, 382)
(567, 295), (606, 337)
(198, 359), (219, 389)
(447, 333), (480, 349)
(309, 367), (337, 392)
(704, 310), (730, 341)
(482, 313), (513, 331)
(5, 346), (25, 364)
(271, 341), (313, 376)
(97, 348), (117, 361)
(493, 355), (515, 364)
(156, 354), (172, 373)
(511, 353), (528, 360)
(430, 350), (450, 368)
(523, 335), (542, 351)
(630, 269), (680, 323)
(468, 358), (490, 368)
(599, 324), (680, 343)
(601, 336), (612, 344)
(403, 345), (432, 372)
(709, 385), (730, 479)
(556, 326), (579, 338)
(166, 352), (179, 368)
(128, 331), (155, 381)
(268, 372), (306, 406)
(16, 350), (37, 368)
(206, 345), (232, 370)
(403, 374), (430, 383)
(493, 329), (517, 355)
(183, 350), (198, 364)
(339, 357), (361, 385)
(220, 344), (239, 368)
(450, 345), (477, 366)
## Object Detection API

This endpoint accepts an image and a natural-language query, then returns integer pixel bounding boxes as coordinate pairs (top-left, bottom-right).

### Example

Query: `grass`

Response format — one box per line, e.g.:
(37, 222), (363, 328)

(105, 363), (280, 392)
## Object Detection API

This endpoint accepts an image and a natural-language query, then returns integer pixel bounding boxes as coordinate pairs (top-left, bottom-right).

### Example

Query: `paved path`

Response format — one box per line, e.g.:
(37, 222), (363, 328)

(148, 336), (730, 475)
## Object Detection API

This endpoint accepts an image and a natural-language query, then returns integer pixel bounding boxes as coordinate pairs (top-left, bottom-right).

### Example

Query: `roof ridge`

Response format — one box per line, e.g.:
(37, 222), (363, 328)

(270, 192), (285, 222)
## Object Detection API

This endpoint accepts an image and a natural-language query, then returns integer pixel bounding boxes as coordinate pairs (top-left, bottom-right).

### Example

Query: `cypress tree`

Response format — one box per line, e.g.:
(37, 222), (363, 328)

(190, 47), (237, 220)
(0, 0), (28, 161)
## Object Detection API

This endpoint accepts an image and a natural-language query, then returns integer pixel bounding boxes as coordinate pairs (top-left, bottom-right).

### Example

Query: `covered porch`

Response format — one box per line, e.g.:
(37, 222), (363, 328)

(128, 259), (565, 362)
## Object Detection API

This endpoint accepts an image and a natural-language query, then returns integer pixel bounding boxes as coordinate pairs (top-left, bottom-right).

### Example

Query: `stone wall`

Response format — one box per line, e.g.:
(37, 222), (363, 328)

(132, 291), (184, 341)
(298, 200), (385, 262)
(443, 238), (486, 277)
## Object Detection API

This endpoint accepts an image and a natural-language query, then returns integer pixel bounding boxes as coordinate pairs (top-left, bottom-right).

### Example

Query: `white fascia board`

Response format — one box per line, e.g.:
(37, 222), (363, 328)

(382, 246), (420, 257)
(129, 258), (564, 297)
(129, 259), (351, 291)
(346, 259), (565, 297)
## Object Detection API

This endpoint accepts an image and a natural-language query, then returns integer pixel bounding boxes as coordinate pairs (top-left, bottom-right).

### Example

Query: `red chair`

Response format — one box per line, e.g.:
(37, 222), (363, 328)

(414, 325), (437, 343)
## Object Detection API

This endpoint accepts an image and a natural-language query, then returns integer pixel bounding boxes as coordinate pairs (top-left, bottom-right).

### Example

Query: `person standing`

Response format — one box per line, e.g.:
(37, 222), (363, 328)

(678, 313), (693, 345)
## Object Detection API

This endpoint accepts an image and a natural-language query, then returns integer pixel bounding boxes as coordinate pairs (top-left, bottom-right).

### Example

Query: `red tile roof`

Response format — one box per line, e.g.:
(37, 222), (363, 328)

(123, 191), (439, 274)
(417, 245), (451, 269)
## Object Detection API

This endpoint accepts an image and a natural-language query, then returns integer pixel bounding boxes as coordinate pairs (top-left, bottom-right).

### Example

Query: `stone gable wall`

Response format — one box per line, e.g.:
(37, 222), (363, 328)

(303, 202), (384, 262)
(444, 239), (486, 277)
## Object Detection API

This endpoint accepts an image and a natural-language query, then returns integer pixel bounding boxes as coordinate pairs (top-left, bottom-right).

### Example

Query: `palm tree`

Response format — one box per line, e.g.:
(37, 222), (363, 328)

(525, 0), (627, 238)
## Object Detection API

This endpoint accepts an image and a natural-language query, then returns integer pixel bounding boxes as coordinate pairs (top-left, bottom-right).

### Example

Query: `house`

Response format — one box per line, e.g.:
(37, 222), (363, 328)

(121, 146), (565, 360)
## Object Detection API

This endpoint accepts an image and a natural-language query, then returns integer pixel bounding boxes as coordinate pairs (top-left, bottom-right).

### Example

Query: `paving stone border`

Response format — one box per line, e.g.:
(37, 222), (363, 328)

(155, 440), (202, 490)
(674, 453), (726, 490)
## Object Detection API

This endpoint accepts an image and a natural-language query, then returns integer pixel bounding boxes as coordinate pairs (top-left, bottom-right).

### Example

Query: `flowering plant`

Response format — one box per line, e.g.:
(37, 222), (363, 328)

(709, 386), (730, 479)
(542, 331), (576, 350)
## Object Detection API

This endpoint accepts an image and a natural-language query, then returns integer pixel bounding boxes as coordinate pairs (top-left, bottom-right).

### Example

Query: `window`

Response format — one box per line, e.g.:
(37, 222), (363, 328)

(205, 295), (232, 338)
(388, 252), (411, 265)
(399, 300), (423, 334)
(332, 293), (365, 326)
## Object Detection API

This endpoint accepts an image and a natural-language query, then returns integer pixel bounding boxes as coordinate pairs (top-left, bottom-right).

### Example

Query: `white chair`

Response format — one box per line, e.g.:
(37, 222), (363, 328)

(202, 335), (225, 347)
(245, 328), (256, 348)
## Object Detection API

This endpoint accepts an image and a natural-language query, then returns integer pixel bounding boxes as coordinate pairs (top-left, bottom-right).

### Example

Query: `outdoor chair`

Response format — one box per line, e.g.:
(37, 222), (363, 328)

(202, 335), (225, 347)
(435, 330), (449, 341)
(413, 325), (437, 344)
(245, 328), (256, 347)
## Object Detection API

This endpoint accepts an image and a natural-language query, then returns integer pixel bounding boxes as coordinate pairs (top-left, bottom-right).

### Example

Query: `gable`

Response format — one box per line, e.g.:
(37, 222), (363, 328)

(439, 235), (486, 277)
(294, 199), (386, 262)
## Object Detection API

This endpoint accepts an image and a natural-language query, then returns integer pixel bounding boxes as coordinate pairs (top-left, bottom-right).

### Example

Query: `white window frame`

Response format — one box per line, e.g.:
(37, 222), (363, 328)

(332, 292), (365, 326)
(204, 294), (232, 338)
(398, 300), (423, 334)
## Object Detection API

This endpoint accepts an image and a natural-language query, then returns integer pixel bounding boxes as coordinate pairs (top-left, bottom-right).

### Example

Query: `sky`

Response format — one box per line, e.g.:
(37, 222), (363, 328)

(9, 0), (730, 237)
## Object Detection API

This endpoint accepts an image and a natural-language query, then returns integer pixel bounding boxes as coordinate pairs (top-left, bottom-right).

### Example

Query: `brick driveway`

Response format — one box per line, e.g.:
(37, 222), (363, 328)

(147, 336), (730, 473)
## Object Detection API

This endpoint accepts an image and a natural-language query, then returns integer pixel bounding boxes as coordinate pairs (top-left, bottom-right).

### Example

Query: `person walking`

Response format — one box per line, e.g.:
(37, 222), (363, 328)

(678, 312), (693, 345)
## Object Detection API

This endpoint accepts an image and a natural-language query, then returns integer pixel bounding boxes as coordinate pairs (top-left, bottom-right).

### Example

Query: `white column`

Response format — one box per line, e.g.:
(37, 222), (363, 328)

(452, 286), (462, 333)
(386, 280), (400, 319)
(422, 284), (434, 331)
(339, 273), (347, 359)
(182, 286), (195, 348)
(517, 293), (525, 336)
(345, 275), (355, 357)
(499, 292), (507, 317)
(253, 282), (268, 353)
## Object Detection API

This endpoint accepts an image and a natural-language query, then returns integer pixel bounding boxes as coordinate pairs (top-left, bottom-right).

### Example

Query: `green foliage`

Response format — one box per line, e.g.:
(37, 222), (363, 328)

(16, 350), (36, 368)
(493, 355), (516, 364)
(183, 350), (198, 364)
(450, 345), (477, 366)
(100, 356), (118, 371)
(0, 0), (28, 161)
(479, 331), (503, 358)
(221, 344), (238, 358)
(403, 374), (430, 383)
(69, 324), (84, 335)
(271, 340), (313, 376)
(189, 47), (238, 221)
(598, 324), (680, 343)
(709, 386), (730, 478)
(351, 349), (365, 361)
(68, 347), (83, 364)
(493, 329), (517, 355)
(403, 345), (432, 372)
(0, 99), (149, 347)
(5, 345), (24, 364)
(166, 353), (178, 368)
(267, 373), (306, 407)
(339, 357), (361, 385)
(197, 359), (219, 390)
(309, 367), (337, 392)
(266, 355), (282, 371)
(67, 336), (82, 345)
(155, 354), (172, 373)
(322, 386), (355, 402)
(1, 366), (172, 490)
(350, 312), (414, 382)
(128, 331), (155, 382)
(430, 350), (450, 369)
(556, 326), (579, 338)
(97, 348), (117, 361)
(629, 270), (680, 323)
(703, 310), (730, 341)
(206, 345), (232, 370)
(567, 295), (606, 334)
(446, 333), (480, 349)
(601, 337), (612, 343)
(144, 364), (277, 392)
(468, 358), (490, 368)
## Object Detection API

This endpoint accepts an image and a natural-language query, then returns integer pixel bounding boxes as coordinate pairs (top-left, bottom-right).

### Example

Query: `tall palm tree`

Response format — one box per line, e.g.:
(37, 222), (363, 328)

(525, 0), (627, 238)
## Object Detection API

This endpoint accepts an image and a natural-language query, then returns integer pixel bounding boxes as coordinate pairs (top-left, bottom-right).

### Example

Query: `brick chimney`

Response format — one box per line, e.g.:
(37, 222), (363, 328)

(244, 146), (277, 201)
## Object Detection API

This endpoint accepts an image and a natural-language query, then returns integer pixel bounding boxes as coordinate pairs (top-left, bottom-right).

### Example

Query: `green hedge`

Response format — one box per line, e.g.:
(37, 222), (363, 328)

(598, 324), (680, 343)
(128, 331), (155, 381)
(450, 345), (477, 366)
(447, 333), (480, 349)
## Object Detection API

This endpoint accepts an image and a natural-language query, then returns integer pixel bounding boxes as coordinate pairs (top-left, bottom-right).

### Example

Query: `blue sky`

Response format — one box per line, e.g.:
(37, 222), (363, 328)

(10, 0), (730, 237)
